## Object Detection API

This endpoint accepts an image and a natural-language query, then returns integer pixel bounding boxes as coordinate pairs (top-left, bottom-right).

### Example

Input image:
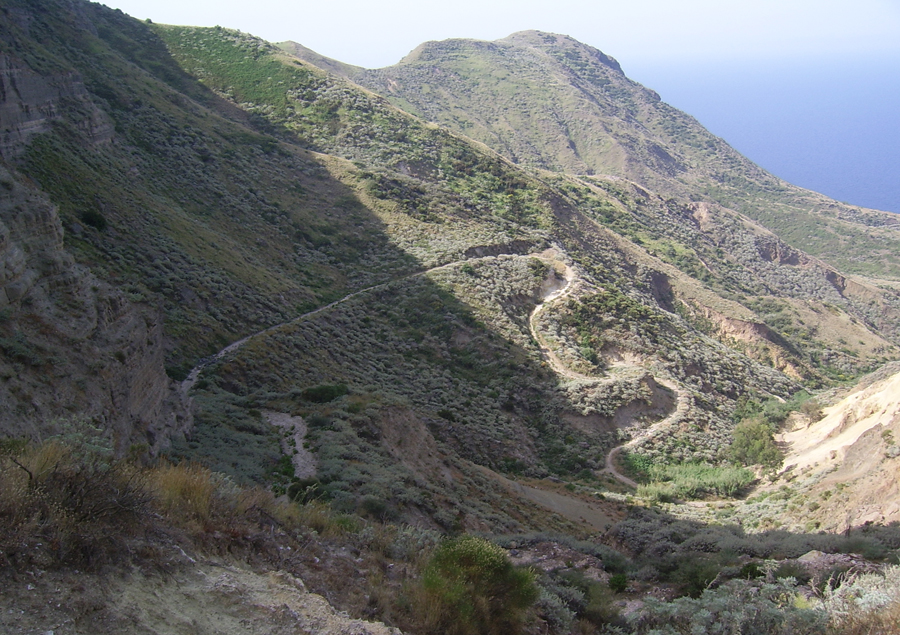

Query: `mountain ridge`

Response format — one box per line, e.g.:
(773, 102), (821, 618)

(0, 0), (895, 498)
(2, 4), (900, 631)
(289, 30), (900, 280)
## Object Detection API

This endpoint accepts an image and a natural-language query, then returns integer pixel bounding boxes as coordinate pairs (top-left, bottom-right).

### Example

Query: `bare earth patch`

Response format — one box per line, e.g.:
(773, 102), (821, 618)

(264, 410), (317, 480)
(0, 560), (402, 635)
(778, 369), (900, 528)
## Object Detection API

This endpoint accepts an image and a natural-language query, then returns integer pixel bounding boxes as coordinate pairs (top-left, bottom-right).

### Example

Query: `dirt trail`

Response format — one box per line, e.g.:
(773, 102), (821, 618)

(264, 410), (316, 480)
(601, 383), (690, 487)
(604, 446), (638, 488)
(181, 254), (516, 395)
(181, 280), (398, 395)
(528, 260), (596, 382)
(527, 253), (690, 489)
(182, 246), (689, 493)
(601, 376), (690, 488)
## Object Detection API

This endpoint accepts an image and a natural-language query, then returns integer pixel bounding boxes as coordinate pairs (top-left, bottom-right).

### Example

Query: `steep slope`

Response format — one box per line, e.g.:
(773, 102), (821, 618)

(162, 26), (900, 386)
(302, 31), (900, 281)
(4, 9), (900, 633)
(776, 363), (900, 530)
(145, 25), (900, 525)
(1, 0), (899, 534)
(0, 163), (189, 451)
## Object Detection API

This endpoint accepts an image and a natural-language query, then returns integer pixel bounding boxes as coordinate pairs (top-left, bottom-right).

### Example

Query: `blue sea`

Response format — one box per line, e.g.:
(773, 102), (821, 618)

(628, 57), (900, 214)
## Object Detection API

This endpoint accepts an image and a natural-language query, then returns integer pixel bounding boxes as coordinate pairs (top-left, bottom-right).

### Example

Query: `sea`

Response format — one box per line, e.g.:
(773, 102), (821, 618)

(628, 57), (900, 214)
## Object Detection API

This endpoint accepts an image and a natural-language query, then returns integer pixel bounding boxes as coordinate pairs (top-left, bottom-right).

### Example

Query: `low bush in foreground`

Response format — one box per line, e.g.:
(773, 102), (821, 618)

(417, 535), (538, 635)
(626, 578), (826, 634)
(4, 437), (900, 635)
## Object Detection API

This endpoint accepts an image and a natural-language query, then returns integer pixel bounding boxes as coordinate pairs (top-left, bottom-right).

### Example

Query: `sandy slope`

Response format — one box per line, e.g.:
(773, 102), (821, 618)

(781, 371), (900, 472)
(778, 368), (900, 528)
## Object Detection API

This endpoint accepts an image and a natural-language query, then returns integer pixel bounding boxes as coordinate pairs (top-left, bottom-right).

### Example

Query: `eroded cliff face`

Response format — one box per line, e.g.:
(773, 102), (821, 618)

(0, 165), (189, 454)
(0, 52), (113, 160)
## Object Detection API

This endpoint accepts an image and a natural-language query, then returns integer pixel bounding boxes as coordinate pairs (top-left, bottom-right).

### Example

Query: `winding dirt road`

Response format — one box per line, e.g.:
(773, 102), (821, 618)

(181, 280), (394, 395)
(526, 254), (691, 489)
(527, 261), (597, 382)
(601, 382), (690, 488)
(181, 247), (690, 491)
(180, 256), (488, 395)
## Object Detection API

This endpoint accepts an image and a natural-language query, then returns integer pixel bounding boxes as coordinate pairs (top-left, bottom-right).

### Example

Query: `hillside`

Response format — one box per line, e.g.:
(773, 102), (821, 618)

(298, 31), (900, 281)
(2, 1), (900, 633)
(0, 0), (898, 521)
(776, 363), (900, 530)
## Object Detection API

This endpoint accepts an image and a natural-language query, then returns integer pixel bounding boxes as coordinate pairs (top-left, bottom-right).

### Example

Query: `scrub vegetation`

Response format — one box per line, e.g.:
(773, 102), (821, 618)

(3, 1), (900, 633)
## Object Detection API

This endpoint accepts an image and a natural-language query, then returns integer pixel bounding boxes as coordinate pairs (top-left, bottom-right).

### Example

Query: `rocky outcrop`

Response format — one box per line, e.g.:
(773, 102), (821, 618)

(0, 53), (113, 160)
(0, 165), (188, 454)
(754, 234), (805, 266)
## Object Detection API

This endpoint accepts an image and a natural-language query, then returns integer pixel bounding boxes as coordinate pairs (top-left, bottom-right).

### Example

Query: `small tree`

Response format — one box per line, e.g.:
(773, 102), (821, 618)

(800, 399), (824, 423)
(729, 417), (783, 469)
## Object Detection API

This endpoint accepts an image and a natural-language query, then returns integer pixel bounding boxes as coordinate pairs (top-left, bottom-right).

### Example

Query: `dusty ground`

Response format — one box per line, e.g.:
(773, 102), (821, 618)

(0, 559), (401, 635)
(777, 368), (900, 529)
(484, 466), (621, 534)
(264, 410), (317, 480)
(781, 370), (900, 471)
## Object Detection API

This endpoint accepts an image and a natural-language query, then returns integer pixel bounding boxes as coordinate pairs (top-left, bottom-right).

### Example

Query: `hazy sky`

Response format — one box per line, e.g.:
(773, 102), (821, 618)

(105, 0), (900, 70)
(104, 0), (900, 212)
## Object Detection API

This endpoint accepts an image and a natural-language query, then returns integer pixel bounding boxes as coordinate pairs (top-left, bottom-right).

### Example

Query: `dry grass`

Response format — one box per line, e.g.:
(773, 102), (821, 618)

(149, 461), (216, 525)
(0, 441), (149, 570)
(828, 602), (900, 634)
(0, 438), (393, 568)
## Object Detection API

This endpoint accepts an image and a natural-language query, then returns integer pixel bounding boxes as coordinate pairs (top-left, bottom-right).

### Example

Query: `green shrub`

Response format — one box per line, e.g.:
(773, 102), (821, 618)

(800, 399), (824, 422)
(609, 573), (628, 593)
(301, 384), (349, 403)
(634, 460), (755, 501)
(629, 578), (827, 634)
(729, 417), (784, 469)
(419, 536), (538, 635)
(674, 556), (723, 598)
(774, 561), (812, 585)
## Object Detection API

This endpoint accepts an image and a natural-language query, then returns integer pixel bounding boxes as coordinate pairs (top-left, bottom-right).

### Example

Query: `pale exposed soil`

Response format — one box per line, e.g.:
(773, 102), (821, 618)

(781, 371), (900, 471)
(776, 368), (900, 529)
(0, 559), (401, 635)
(528, 254), (589, 382)
(264, 410), (316, 480)
(603, 446), (638, 488)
